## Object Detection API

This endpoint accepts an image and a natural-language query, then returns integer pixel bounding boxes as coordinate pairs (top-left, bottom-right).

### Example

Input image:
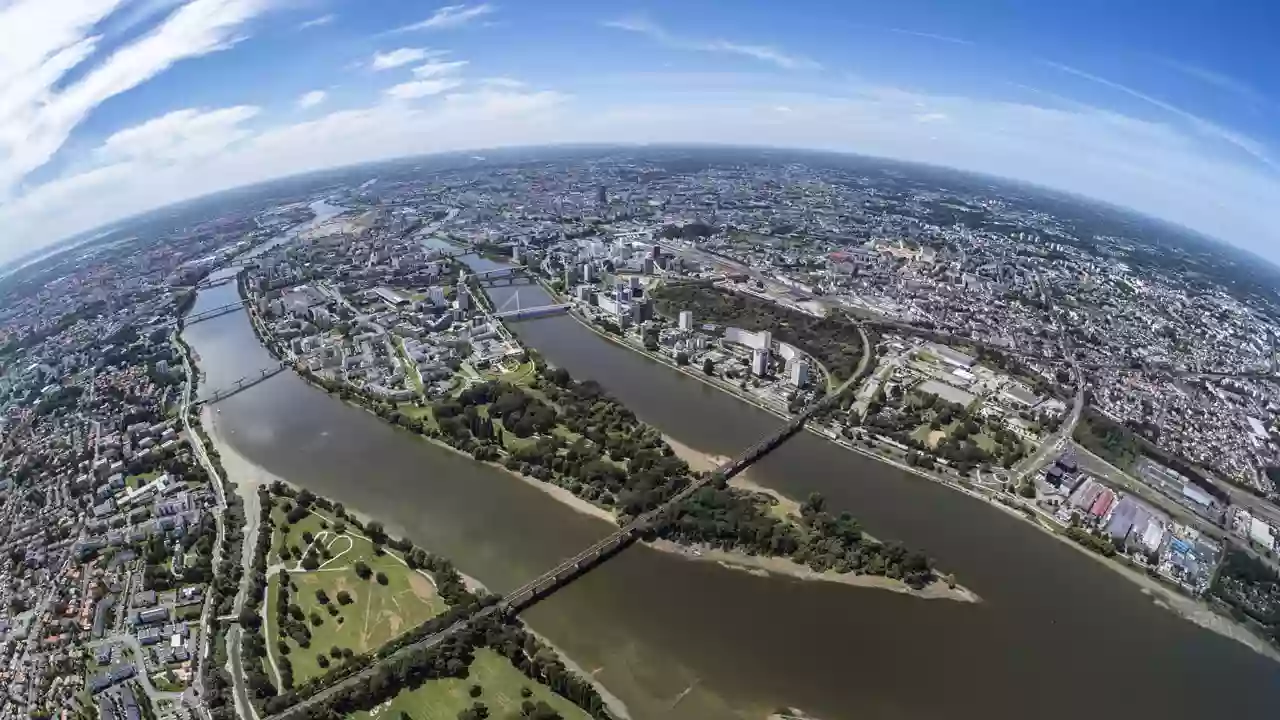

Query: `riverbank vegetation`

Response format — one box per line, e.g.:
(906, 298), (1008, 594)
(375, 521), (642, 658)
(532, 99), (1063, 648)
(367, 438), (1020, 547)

(299, 356), (945, 591)
(238, 484), (614, 720)
(651, 284), (868, 381)
(1211, 549), (1280, 649)
(264, 494), (448, 687)
(865, 388), (1028, 473)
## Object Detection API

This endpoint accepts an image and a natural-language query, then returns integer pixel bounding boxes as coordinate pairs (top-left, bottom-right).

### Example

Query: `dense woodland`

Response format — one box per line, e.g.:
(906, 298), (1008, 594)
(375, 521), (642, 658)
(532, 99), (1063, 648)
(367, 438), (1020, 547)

(864, 390), (1029, 474)
(651, 285), (868, 381)
(1212, 549), (1280, 648)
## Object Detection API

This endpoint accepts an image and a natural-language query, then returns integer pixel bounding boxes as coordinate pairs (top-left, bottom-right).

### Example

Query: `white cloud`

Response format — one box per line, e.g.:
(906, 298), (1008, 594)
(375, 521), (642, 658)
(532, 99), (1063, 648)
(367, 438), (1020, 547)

(95, 105), (259, 164)
(297, 90), (326, 109)
(480, 77), (525, 89)
(297, 13), (334, 30)
(413, 59), (469, 78)
(370, 48), (437, 70)
(1043, 60), (1280, 172)
(603, 15), (820, 70)
(397, 3), (495, 32)
(385, 78), (466, 100)
(4, 70), (1280, 266)
(0, 0), (273, 201)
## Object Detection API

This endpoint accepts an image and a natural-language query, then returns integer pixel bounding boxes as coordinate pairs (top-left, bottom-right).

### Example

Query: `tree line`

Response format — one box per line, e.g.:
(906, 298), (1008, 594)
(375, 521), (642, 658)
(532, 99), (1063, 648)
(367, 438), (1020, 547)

(651, 284), (869, 381)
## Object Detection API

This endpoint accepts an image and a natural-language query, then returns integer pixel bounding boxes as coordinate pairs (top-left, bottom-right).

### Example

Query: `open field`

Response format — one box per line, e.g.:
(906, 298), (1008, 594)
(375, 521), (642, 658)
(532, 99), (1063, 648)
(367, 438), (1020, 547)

(355, 649), (590, 720)
(268, 501), (447, 685)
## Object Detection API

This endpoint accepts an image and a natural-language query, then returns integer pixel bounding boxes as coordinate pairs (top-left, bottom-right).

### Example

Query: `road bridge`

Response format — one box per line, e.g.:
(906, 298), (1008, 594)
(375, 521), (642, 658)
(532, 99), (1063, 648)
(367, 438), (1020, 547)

(194, 276), (236, 290)
(493, 304), (570, 320)
(171, 300), (250, 328)
(491, 288), (569, 320)
(267, 332), (868, 720)
(201, 363), (288, 404)
(469, 265), (534, 286)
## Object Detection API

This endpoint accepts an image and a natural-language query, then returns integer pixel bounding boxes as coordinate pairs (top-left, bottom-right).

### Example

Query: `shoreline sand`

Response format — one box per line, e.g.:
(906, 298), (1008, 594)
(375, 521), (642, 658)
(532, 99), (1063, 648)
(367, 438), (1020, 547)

(661, 435), (979, 603)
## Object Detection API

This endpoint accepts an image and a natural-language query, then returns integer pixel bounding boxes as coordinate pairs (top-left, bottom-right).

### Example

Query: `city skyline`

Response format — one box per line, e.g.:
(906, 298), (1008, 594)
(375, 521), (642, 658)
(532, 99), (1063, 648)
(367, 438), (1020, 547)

(2, 0), (1280, 263)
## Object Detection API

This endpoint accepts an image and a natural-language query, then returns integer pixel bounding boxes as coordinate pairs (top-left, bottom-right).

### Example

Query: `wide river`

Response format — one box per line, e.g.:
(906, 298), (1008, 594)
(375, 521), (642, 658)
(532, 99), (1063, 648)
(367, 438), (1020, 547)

(182, 244), (1280, 720)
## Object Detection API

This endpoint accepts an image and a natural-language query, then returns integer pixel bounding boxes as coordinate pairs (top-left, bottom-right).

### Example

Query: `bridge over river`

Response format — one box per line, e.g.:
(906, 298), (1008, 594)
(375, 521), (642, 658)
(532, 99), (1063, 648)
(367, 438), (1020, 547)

(268, 328), (869, 720)
(201, 363), (289, 405)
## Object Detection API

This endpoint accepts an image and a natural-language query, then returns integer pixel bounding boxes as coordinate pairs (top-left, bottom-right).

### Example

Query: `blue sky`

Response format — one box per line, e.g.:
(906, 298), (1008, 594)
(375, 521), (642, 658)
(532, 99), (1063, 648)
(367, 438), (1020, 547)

(3, 0), (1280, 262)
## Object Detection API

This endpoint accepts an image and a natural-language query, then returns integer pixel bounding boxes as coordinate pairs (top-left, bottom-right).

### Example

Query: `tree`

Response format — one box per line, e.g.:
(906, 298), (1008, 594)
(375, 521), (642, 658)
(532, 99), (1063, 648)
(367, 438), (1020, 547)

(675, 351), (689, 366)
(469, 684), (482, 698)
(702, 358), (714, 375)
(314, 589), (329, 604)
(336, 590), (353, 605)
(354, 561), (372, 580)
(375, 571), (389, 585)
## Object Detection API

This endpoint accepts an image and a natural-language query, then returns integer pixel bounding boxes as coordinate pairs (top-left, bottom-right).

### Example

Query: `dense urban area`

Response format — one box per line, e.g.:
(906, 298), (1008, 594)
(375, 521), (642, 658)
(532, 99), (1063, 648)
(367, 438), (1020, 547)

(2, 147), (1280, 720)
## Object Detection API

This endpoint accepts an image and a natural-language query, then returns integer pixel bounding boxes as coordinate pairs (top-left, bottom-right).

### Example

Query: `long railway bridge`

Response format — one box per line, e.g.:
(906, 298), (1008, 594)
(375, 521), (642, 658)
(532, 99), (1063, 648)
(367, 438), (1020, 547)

(268, 348), (865, 720)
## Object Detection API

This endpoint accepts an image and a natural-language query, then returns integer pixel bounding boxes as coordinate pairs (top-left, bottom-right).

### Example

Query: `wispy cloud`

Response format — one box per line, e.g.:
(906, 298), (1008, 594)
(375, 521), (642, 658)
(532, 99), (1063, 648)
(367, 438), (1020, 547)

(1157, 57), (1270, 108)
(413, 59), (469, 78)
(0, 0), (274, 199)
(298, 13), (334, 30)
(480, 77), (525, 89)
(397, 3), (495, 32)
(297, 90), (327, 109)
(370, 48), (441, 70)
(886, 28), (976, 47)
(386, 78), (466, 100)
(95, 106), (260, 164)
(602, 15), (820, 71)
(1043, 60), (1280, 173)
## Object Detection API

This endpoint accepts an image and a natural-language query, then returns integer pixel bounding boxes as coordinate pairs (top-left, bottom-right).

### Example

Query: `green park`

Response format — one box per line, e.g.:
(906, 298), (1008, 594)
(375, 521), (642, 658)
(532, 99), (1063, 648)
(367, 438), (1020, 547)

(264, 498), (448, 686)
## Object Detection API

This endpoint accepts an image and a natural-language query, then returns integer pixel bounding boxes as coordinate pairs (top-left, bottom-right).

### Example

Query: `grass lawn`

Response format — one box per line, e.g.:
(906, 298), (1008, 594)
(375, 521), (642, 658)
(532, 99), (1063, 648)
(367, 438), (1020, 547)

(175, 604), (202, 621)
(482, 360), (537, 387)
(269, 505), (447, 685)
(125, 469), (162, 490)
(974, 431), (998, 454)
(397, 403), (438, 431)
(354, 649), (590, 720)
(393, 338), (425, 396)
(909, 424), (933, 446)
(269, 503), (328, 558)
(151, 672), (185, 693)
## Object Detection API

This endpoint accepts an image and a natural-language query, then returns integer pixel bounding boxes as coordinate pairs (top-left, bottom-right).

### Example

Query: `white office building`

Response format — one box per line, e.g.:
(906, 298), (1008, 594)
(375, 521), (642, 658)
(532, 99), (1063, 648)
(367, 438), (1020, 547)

(678, 310), (694, 331)
(751, 348), (770, 377)
(790, 360), (809, 388)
